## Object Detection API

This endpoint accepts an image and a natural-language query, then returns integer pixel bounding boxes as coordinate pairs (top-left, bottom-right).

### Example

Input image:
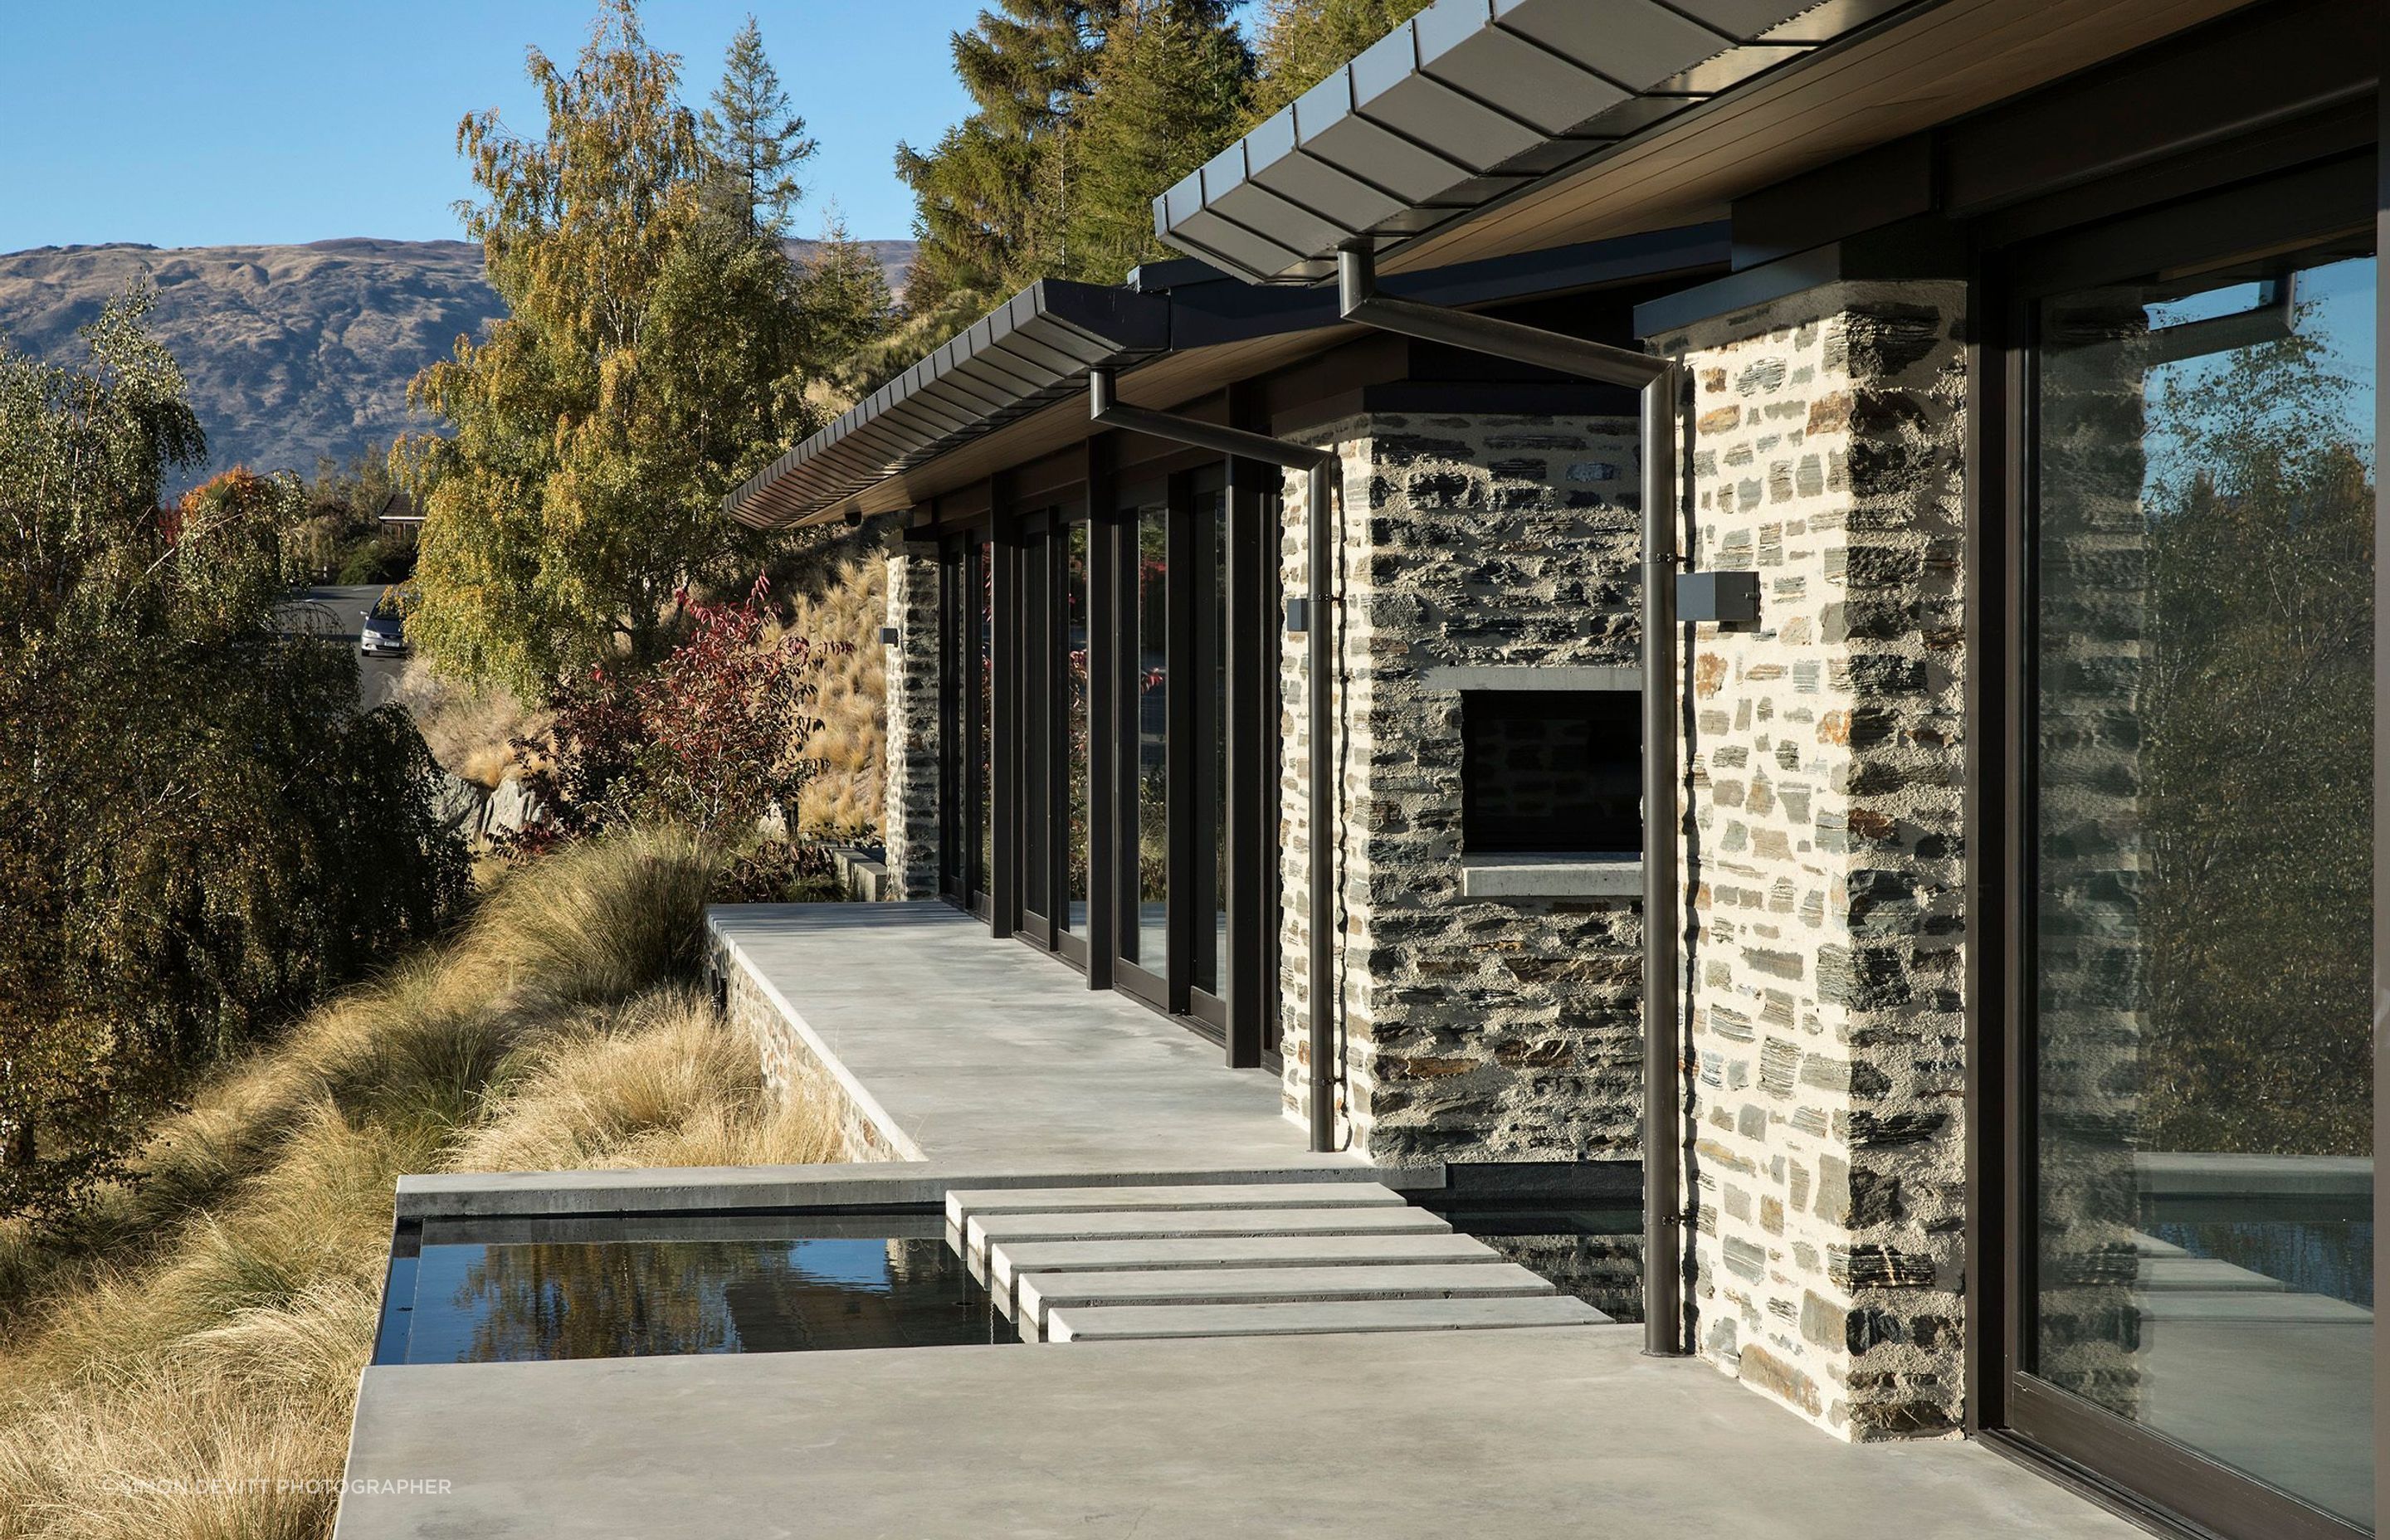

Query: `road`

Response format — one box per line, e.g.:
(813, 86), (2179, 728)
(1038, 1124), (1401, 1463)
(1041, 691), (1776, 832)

(282, 583), (408, 710)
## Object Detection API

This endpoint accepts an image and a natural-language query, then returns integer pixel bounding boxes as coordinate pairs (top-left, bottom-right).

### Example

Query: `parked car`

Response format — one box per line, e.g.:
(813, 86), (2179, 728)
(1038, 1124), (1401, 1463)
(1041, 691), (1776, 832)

(359, 588), (412, 656)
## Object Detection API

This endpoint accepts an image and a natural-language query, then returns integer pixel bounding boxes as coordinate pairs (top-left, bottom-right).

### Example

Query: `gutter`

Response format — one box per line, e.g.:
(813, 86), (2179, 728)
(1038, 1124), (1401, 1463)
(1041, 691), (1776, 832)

(1088, 370), (1346, 1154)
(1334, 246), (1690, 1357)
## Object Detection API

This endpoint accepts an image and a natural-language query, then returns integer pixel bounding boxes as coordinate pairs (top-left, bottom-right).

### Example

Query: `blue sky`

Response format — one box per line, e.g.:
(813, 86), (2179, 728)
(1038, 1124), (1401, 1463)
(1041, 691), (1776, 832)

(0, 2), (992, 251)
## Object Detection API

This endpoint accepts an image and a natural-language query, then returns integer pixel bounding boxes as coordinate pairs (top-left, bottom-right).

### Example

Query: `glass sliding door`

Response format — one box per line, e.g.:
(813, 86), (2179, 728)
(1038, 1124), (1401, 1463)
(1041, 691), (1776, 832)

(1192, 482), (1230, 1016)
(1017, 511), (1054, 945)
(974, 531), (993, 915)
(1063, 518), (1093, 953)
(2015, 217), (2377, 1537)
(937, 541), (968, 904)
(1118, 488), (1171, 993)
(941, 453), (1273, 1065)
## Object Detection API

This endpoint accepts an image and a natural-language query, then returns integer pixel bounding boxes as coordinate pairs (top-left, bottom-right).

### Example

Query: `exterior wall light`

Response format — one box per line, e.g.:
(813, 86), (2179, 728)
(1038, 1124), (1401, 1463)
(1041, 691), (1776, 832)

(1676, 571), (1762, 627)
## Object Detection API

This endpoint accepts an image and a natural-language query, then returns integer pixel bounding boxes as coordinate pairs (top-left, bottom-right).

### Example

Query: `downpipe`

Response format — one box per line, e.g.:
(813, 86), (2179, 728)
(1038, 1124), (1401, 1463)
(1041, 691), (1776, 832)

(1089, 369), (1345, 1154)
(1336, 247), (1690, 1357)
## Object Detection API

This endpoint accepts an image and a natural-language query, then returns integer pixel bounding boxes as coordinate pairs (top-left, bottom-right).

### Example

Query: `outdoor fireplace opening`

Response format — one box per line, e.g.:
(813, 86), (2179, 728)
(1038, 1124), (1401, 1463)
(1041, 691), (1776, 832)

(1461, 689), (1641, 855)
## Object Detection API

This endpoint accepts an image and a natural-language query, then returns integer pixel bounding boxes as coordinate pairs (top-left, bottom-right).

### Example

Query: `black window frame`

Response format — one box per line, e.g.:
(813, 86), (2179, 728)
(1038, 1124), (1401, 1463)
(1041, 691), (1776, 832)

(928, 446), (1279, 1070)
(1973, 149), (2382, 1540)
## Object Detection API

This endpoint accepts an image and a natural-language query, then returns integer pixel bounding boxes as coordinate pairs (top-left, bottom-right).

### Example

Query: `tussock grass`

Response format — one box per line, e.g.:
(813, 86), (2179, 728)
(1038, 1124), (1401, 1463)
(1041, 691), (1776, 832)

(389, 660), (541, 789)
(775, 548), (887, 839)
(0, 826), (840, 1540)
(447, 987), (844, 1172)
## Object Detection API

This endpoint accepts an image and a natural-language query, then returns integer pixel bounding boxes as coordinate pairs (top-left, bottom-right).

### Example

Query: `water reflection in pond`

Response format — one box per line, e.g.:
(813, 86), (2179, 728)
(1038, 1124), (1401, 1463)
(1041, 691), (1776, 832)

(379, 1212), (1002, 1364)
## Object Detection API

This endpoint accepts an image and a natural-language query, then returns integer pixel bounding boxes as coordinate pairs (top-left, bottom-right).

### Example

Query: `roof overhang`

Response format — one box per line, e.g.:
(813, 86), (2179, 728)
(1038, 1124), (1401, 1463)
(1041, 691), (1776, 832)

(725, 225), (1730, 530)
(1154, 0), (2262, 282)
(725, 280), (1169, 530)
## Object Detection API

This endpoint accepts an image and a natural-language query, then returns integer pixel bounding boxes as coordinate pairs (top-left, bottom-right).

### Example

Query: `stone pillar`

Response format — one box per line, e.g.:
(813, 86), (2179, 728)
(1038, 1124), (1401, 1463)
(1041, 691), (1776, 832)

(1277, 413), (1649, 1167)
(1276, 436), (1350, 1142)
(880, 544), (942, 899)
(1647, 282), (1970, 1438)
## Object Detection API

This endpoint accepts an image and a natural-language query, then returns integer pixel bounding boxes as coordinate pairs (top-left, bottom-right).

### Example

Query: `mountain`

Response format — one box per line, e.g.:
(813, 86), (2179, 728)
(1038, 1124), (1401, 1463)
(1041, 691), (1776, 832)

(0, 236), (915, 485)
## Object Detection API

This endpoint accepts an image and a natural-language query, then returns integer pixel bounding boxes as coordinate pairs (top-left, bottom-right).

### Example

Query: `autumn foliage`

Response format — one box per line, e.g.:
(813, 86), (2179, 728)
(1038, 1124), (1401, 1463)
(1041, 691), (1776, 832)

(501, 577), (849, 894)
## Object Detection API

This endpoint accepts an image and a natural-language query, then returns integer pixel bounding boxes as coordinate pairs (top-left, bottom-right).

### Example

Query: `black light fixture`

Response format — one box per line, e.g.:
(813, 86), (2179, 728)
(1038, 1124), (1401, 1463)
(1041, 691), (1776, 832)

(1676, 571), (1761, 627)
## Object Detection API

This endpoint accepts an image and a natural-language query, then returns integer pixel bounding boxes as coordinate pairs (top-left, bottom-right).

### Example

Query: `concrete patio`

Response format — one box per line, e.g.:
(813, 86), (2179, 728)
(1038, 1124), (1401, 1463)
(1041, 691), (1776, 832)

(337, 1327), (2146, 1539)
(707, 902), (1343, 1171)
(339, 903), (2152, 1540)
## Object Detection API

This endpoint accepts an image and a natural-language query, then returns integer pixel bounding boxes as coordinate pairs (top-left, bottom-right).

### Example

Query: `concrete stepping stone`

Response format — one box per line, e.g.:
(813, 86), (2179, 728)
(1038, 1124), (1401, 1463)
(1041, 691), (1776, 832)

(944, 1182), (1405, 1231)
(985, 1231), (1504, 1300)
(1045, 1294), (1610, 1343)
(1014, 1262), (1553, 1337)
(962, 1206), (1449, 1281)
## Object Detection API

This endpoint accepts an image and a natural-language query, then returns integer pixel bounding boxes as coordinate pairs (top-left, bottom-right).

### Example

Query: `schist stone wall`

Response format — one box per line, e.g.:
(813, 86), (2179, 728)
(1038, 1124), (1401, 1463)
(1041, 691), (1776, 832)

(1646, 280), (1970, 1440)
(881, 547), (943, 899)
(718, 949), (907, 1162)
(1275, 412), (1648, 1167)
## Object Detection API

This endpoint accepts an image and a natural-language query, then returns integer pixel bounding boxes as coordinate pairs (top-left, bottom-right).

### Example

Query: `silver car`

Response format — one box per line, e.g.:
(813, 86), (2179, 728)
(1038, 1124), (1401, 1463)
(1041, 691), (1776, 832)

(359, 596), (409, 656)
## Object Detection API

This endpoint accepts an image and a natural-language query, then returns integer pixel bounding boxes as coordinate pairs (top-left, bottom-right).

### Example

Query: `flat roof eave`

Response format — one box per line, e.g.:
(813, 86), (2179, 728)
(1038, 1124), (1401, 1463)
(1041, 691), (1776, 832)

(1153, 0), (2259, 284)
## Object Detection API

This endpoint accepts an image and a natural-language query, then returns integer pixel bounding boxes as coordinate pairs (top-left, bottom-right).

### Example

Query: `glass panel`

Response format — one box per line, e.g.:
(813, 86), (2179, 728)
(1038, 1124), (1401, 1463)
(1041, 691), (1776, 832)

(977, 534), (993, 899)
(2031, 245), (2376, 1527)
(1022, 530), (1049, 920)
(940, 545), (968, 902)
(1204, 489), (1230, 995)
(1066, 521), (1091, 934)
(1133, 500), (1168, 970)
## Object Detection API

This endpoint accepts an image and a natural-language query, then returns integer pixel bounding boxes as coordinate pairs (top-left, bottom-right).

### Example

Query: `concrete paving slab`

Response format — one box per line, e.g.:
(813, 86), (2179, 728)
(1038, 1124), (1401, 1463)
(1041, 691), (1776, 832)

(2134, 1255), (2286, 1293)
(334, 1328), (2152, 1540)
(1015, 1261), (1553, 1333)
(2133, 1289), (2374, 1323)
(963, 1204), (1448, 1275)
(2136, 1150), (2373, 1198)
(987, 1231), (1502, 1296)
(944, 1181), (1404, 1229)
(1045, 1294), (1608, 1341)
(710, 903), (1354, 1172)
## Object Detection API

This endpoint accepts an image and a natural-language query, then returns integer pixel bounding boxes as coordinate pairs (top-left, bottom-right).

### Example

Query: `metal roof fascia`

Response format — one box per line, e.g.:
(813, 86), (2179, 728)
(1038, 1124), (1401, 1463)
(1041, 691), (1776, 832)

(1346, 24), (1554, 174)
(722, 280), (1168, 524)
(1150, 0), (1971, 283)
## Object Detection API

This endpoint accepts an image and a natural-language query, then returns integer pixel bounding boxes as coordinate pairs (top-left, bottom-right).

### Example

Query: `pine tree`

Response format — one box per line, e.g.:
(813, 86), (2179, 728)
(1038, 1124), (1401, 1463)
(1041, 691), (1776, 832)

(1246, 0), (1432, 123)
(1062, 0), (1251, 285)
(703, 15), (817, 236)
(895, 2), (1119, 335)
(793, 212), (900, 412)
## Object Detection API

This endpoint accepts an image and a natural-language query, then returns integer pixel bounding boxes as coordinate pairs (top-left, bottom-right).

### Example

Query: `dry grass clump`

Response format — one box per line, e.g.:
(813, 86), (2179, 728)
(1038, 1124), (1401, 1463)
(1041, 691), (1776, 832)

(446, 987), (844, 1172)
(775, 546), (887, 839)
(0, 826), (841, 1540)
(389, 658), (542, 789)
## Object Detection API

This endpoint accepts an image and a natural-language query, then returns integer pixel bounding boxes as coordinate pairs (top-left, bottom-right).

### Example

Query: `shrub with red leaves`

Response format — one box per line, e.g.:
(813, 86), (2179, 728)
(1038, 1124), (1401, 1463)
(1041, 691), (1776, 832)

(502, 577), (851, 884)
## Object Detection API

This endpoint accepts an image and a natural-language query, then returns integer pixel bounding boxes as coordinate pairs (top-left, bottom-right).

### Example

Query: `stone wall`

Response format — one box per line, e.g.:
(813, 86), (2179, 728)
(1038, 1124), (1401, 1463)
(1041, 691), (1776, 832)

(1276, 412), (1648, 1165)
(881, 547), (943, 899)
(1646, 280), (1970, 1440)
(719, 946), (909, 1163)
